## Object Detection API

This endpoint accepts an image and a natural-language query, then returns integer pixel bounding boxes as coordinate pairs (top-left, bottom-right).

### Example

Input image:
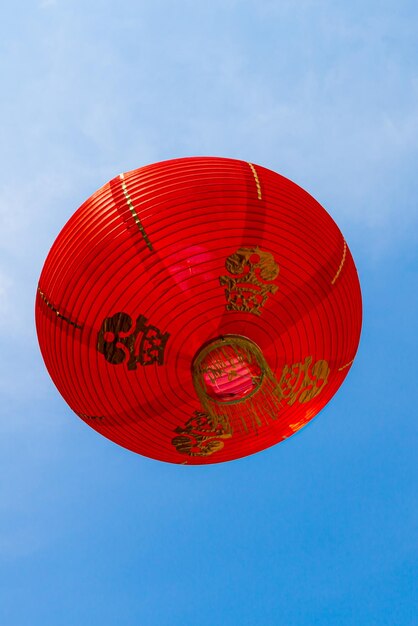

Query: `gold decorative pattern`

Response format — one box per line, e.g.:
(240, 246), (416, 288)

(192, 336), (283, 434)
(338, 359), (354, 372)
(278, 356), (330, 405)
(97, 312), (169, 370)
(200, 353), (261, 391)
(248, 162), (262, 199)
(192, 334), (332, 436)
(119, 173), (153, 251)
(172, 411), (232, 457)
(220, 247), (279, 315)
(331, 240), (347, 284)
(37, 287), (82, 329)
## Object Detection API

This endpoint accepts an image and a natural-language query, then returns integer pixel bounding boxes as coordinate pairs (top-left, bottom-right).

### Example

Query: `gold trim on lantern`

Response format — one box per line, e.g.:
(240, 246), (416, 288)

(248, 162), (262, 199)
(37, 287), (83, 329)
(338, 359), (354, 372)
(332, 240), (347, 284)
(119, 173), (153, 251)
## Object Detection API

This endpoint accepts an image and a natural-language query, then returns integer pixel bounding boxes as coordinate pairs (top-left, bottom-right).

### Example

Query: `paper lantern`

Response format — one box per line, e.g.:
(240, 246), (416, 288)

(35, 157), (362, 464)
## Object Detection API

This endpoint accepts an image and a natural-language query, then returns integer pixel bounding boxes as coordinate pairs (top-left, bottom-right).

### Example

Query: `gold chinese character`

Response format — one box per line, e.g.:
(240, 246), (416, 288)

(97, 312), (169, 370)
(279, 357), (330, 405)
(220, 247), (279, 315)
(172, 411), (232, 457)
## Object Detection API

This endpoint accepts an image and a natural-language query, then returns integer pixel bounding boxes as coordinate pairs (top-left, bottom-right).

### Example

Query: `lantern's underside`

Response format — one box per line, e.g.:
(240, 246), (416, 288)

(36, 157), (362, 464)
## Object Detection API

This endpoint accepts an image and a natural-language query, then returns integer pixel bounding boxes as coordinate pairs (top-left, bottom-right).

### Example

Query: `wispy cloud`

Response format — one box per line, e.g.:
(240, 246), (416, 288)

(39, 0), (57, 9)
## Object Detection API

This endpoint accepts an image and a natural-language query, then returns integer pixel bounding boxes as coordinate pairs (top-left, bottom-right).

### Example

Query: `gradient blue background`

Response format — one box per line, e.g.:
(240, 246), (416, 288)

(1, 2), (417, 624)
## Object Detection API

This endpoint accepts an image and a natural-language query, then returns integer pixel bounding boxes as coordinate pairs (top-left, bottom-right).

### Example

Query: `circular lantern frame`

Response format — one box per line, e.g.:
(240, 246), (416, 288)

(36, 156), (362, 464)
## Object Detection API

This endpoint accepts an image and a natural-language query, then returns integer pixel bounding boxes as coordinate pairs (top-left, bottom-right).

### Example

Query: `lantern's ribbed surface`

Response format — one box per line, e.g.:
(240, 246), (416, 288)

(36, 157), (362, 464)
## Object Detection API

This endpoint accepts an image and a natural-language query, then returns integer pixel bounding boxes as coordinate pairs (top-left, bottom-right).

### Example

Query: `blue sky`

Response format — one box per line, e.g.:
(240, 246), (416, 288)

(1, 1), (417, 624)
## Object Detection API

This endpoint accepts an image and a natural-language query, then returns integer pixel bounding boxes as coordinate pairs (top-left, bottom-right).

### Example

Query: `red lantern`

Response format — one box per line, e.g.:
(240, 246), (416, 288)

(35, 157), (362, 464)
